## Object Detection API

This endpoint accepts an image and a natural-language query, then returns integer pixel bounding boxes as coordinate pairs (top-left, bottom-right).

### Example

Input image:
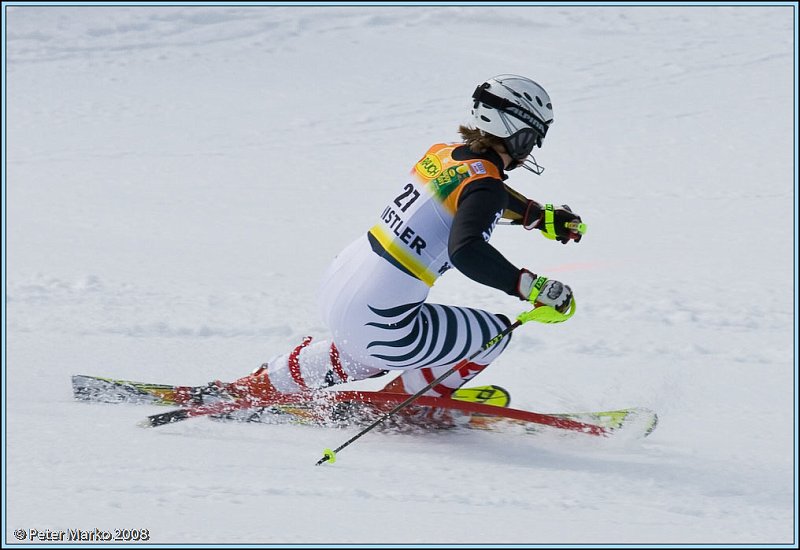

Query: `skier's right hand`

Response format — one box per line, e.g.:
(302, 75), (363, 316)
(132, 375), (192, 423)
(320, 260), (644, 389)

(516, 269), (573, 313)
(525, 202), (584, 244)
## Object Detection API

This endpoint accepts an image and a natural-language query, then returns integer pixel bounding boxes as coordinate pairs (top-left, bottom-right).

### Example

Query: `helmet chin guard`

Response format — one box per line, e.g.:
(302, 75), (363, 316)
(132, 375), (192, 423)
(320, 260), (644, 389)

(506, 153), (545, 175)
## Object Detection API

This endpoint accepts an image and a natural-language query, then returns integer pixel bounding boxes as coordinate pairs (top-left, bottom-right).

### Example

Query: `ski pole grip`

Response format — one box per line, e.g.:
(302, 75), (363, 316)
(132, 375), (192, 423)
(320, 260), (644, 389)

(541, 204), (587, 240)
(517, 297), (576, 324)
(565, 221), (587, 235)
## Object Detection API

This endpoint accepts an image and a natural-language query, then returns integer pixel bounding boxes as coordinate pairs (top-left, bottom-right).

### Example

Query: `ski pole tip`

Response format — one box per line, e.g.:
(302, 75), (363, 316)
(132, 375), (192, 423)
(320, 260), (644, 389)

(316, 448), (336, 466)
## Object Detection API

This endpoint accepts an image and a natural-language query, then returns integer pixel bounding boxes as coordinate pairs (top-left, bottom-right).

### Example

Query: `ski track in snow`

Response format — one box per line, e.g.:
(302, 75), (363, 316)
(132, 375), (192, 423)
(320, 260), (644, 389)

(5, 5), (796, 545)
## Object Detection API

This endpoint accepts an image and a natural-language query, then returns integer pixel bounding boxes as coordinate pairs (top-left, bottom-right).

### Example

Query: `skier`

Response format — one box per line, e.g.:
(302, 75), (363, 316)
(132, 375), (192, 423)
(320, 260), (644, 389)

(215, 74), (584, 403)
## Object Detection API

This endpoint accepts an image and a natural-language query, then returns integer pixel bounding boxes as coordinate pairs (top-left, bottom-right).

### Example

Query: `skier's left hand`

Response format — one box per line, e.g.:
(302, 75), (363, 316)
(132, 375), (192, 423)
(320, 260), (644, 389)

(516, 269), (573, 312)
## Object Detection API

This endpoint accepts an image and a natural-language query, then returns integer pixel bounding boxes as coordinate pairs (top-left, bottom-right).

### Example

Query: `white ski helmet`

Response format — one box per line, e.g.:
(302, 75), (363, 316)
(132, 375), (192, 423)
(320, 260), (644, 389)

(470, 74), (553, 168)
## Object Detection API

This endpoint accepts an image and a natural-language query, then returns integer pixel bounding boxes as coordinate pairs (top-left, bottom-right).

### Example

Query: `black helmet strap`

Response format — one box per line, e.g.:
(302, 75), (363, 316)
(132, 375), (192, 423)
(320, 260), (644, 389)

(472, 84), (549, 139)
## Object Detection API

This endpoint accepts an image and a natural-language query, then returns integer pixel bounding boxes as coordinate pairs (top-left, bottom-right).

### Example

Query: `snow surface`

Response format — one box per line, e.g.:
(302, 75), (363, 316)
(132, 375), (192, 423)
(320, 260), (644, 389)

(3, 4), (797, 546)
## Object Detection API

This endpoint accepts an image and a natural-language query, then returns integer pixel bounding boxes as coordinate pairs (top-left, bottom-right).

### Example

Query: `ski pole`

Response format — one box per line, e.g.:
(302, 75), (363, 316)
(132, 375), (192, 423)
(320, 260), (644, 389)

(315, 299), (576, 465)
(497, 219), (587, 235)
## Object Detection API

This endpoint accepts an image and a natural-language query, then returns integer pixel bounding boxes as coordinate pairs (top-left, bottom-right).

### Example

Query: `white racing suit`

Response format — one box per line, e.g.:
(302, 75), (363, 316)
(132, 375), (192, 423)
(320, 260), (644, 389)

(265, 143), (523, 396)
